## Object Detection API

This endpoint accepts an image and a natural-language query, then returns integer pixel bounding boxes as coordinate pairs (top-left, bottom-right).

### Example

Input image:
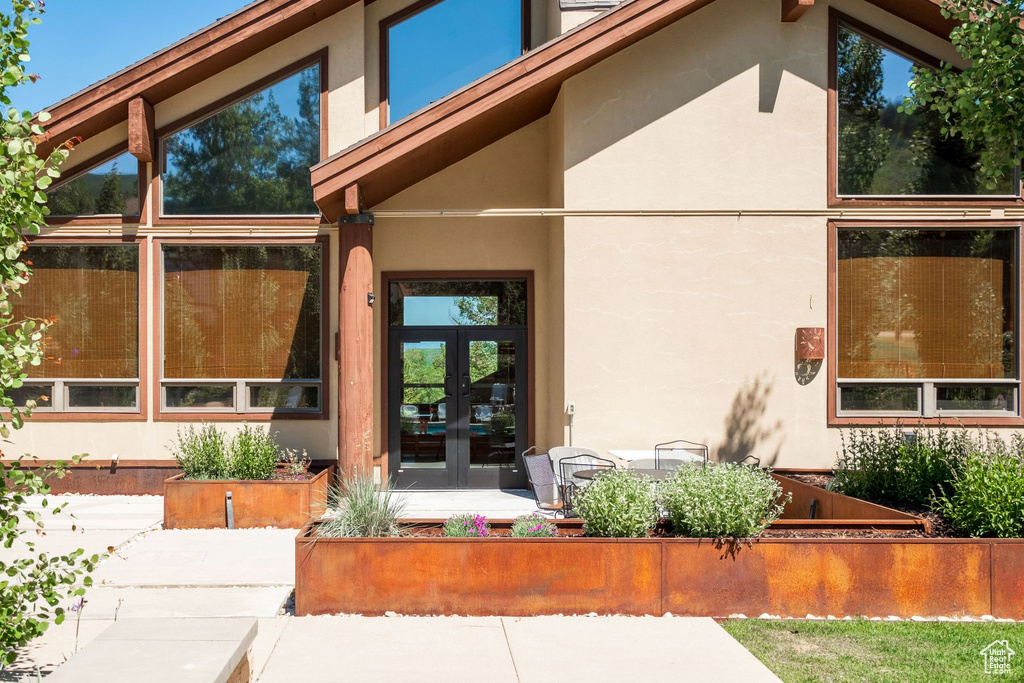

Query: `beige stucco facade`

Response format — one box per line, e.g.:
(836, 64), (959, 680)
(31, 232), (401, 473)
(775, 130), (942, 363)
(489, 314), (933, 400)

(14, 0), (1024, 473)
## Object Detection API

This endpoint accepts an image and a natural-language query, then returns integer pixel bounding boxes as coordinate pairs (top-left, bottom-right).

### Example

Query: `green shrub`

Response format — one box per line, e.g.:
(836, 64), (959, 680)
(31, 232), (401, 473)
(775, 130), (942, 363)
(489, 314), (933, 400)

(317, 475), (407, 538)
(227, 424), (280, 480)
(574, 469), (659, 538)
(171, 424), (228, 480)
(832, 426), (971, 506)
(662, 464), (789, 539)
(511, 513), (558, 538)
(443, 513), (490, 537)
(935, 442), (1024, 538)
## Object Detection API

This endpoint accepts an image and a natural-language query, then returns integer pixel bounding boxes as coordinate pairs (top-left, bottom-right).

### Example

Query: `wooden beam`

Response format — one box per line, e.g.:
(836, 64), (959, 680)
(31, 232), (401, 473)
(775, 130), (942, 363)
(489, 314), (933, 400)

(128, 97), (156, 162)
(344, 183), (363, 215)
(338, 223), (374, 480)
(782, 0), (814, 22)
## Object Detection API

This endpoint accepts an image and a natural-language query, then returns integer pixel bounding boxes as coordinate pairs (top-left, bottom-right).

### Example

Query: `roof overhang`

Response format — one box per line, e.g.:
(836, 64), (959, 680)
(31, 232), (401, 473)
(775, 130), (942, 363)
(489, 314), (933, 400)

(36, 0), (357, 159)
(312, 0), (952, 221)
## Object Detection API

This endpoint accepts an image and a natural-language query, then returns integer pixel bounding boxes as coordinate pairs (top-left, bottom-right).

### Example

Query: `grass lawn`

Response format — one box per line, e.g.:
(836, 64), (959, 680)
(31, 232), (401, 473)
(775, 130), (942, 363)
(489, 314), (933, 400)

(721, 619), (1024, 682)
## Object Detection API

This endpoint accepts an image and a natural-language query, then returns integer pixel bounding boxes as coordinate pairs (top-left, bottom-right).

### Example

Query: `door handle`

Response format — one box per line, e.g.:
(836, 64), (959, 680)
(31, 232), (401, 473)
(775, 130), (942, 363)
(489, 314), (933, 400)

(461, 374), (470, 397)
(444, 375), (454, 398)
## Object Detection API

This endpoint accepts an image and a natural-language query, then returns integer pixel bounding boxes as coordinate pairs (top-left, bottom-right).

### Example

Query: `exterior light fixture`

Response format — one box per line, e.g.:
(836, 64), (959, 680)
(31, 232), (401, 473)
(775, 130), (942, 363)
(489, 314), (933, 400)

(796, 327), (825, 361)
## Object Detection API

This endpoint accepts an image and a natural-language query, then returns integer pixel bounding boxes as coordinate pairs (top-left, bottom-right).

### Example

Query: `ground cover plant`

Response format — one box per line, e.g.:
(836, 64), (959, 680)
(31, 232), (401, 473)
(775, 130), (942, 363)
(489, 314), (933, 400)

(574, 469), (659, 538)
(662, 463), (790, 539)
(722, 619), (1024, 683)
(511, 513), (557, 538)
(443, 513), (490, 537)
(316, 475), (407, 538)
(171, 424), (292, 481)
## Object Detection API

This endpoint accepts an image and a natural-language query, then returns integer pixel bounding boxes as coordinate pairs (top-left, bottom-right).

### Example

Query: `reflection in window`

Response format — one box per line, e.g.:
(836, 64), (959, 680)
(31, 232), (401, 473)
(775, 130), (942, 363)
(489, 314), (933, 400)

(48, 152), (140, 216)
(836, 228), (1018, 416)
(389, 280), (527, 327)
(836, 25), (1017, 197)
(162, 244), (322, 412)
(387, 0), (523, 123)
(163, 64), (321, 215)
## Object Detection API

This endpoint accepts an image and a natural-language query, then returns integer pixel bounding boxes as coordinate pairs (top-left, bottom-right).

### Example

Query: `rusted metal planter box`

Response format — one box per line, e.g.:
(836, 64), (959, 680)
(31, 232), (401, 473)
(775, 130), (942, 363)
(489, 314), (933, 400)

(164, 467), (333, 529)
(294, 524), (1024, 619)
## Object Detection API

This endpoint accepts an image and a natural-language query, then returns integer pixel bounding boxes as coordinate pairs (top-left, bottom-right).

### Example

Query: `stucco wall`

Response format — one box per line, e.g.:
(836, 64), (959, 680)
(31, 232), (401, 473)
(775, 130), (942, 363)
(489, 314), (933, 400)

(371, 118), (555, 468)
(549, 0), (999, 467)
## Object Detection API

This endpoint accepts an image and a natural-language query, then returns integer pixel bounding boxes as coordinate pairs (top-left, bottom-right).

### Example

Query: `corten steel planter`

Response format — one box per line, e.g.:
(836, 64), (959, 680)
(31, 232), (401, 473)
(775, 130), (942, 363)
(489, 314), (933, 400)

(294, 523), (1024, 619)
(163, 467), (333, 529)
(772, 474), (930, 532)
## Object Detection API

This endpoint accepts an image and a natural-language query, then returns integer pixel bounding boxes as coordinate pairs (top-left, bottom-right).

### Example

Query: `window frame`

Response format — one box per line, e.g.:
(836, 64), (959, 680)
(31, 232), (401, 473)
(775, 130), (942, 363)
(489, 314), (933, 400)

(44, 144), (147, 226)
(154, 51), (329, 226)
(154, 236), (329, 421)
(827, 219), (1024, 426)
(12, 237), (148, 421)
(827, 9), (1024, 208)
(378, 0), (532, 129)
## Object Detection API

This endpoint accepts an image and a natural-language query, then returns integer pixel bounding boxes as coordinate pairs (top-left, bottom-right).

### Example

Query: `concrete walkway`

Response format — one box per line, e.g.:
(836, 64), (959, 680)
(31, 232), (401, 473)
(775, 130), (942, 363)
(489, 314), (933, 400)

(256, 615), (781, 683)
(1, 495), (781, 682)
(397, 488), (541, 518)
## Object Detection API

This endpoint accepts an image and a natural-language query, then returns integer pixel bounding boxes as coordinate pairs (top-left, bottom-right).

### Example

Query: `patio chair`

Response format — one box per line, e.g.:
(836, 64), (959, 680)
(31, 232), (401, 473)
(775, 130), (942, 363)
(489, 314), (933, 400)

(654, 439), (709, 470)
(548, 446), (602, 485)
(523, 448), (566, 518)
(559, 453), (615, 510)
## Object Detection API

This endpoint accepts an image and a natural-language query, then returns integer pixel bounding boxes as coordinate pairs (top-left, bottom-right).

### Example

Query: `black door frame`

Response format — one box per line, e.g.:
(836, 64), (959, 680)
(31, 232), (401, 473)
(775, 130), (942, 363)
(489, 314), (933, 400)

(382, 272), (534, 490)
(388, 327), (528, 489)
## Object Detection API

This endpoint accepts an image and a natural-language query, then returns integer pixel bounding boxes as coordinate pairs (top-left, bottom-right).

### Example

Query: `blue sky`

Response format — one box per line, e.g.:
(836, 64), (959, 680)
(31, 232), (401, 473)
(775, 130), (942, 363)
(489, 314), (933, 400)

(13, 0), (246, 115)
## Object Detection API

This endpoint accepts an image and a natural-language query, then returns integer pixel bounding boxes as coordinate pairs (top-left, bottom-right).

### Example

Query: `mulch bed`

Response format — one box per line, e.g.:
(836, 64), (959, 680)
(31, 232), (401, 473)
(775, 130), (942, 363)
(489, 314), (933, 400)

(784, 473), (957, 538)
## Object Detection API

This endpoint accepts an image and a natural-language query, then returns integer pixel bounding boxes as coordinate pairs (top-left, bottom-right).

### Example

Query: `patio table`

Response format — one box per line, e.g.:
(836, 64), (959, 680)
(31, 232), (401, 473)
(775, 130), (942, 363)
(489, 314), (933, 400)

(608, 449), (704, 464)
(574, 468), (672, 482)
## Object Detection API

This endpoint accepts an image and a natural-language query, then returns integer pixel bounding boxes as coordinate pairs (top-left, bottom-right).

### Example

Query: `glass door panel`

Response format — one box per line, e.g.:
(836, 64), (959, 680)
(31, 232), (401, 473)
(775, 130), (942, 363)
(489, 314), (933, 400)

(390, 330), (456, 488)
(460, 330), (527, 488)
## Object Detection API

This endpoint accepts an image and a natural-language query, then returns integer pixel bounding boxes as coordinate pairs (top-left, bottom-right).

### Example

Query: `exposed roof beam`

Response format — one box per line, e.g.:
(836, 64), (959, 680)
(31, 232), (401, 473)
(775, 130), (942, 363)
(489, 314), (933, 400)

(36, 0), (357, 158)
(128, 97), (156, 163)
(781, 0), (814, 23)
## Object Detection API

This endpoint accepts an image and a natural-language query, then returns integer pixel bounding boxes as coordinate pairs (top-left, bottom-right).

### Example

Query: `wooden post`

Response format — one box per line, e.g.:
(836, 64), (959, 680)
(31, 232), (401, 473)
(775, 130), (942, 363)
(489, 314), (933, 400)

(338, 221), (374, 480)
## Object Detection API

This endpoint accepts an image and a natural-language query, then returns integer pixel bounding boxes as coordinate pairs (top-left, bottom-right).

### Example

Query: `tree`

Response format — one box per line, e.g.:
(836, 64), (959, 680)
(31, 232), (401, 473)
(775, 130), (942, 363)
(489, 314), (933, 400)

(95, 163), (125, 214)
(902, 0), (1024, 189)
(0, 0), (99, 669)
(836, 27), (891, 195)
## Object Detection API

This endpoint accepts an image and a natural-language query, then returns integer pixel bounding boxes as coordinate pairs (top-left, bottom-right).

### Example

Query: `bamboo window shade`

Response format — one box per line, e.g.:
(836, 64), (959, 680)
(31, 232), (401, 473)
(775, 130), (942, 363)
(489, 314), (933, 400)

(837, 230), (1016, 380)
(13, 245), (139, 379)
(163, 245), (321, 380)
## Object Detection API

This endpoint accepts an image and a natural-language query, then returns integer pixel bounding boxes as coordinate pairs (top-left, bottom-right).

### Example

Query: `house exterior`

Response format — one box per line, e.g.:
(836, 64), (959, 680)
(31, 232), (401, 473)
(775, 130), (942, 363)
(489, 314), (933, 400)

(9, 0), (1024, 490)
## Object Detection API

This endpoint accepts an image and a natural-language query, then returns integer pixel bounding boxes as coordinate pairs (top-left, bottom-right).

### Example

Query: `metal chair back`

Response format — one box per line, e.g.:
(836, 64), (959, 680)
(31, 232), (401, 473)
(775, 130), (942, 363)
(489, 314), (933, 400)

(654, 439), (709, 470)
(523, 448), (563, 515)
(548, 446), (602, 484)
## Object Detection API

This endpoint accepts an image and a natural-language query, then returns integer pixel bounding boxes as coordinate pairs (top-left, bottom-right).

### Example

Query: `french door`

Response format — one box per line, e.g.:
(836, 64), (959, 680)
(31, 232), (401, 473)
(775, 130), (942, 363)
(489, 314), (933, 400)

(388, 327), (527, 489)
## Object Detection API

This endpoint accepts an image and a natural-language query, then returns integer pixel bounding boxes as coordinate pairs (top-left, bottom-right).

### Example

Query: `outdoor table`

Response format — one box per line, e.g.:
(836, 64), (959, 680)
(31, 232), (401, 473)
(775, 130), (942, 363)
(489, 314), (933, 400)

(574, 467), (672, 481)
(607, 449), (704, 464)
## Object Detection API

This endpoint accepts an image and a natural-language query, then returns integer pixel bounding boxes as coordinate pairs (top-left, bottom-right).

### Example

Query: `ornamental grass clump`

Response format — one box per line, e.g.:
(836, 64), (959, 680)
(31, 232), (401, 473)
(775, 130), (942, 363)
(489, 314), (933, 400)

(832, 426), (970, 506)
(443, 513), (490, 537)
(934, 439), (1024, 539)
(662, 464), (789, 539)
(316, 475), (408, 538)
(574, 469), (659, 538)
(511, 513), (558, 538)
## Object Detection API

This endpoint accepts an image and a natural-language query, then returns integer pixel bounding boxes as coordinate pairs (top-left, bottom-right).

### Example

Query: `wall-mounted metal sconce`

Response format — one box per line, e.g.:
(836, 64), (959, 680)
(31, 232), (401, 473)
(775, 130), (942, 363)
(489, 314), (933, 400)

(796, 327), (825, 361)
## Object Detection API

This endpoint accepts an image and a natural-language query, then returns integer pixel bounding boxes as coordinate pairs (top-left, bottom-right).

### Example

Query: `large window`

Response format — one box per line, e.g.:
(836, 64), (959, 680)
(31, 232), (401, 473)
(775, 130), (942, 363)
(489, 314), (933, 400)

(834, 19), (1019, 199)
(161, 243), (322, 413)
(384, 0), (525, 124)
(835, 226), (1019, 418)
(48, 151), (141, 218)
(10, 244), (140, 412)
(161, 62), (321, 216)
